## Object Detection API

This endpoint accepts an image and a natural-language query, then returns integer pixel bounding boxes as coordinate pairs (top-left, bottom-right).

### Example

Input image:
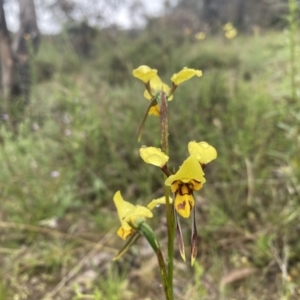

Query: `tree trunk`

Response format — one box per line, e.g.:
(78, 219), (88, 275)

(13, 0), (40, 53)
(0, 0), (14, 99)
(11, 0), (40, 105)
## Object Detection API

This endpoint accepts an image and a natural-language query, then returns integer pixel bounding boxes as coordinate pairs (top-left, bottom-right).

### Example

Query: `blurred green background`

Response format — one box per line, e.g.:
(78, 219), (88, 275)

(1, 0), (300, 299)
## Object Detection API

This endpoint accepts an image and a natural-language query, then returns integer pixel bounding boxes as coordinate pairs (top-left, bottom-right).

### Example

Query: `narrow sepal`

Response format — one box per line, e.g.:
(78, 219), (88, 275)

(175, 212), (186, 261)
(144, 81), (153, 97)
(138, 98), (157, 142)
(167, 83), (177, 98)
(113, 232), (140, 261)
(191, 207), (198, 266)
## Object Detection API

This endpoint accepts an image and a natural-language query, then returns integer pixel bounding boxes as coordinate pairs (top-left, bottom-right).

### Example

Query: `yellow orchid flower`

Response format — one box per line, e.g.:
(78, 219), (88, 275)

(195, 31), (206, 40)
(140, 146), (169, 167)
(133, 66), (202, 117)
(148, 105), (160, 116)
(165, 156), (206, 218)
(223, 22), (234, 31)
(225, 28), (237, 39)
(132, 65), (158, 83)
(223, 23), (238, 39)
(143, 75), (173, 100)
(188, 141), (217, 165)
(113, 191), (153, 240)
(171, 67), (202, 86)
(142, 75), (174, 116)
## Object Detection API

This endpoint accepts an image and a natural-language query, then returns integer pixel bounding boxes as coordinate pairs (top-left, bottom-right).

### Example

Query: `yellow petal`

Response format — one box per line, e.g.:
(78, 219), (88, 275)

(195, 31), (206, 40)
(113, 191), (136, 223)
(171, 67), (202, 86)
(188, 141), (217, 164)
(174, 192), (194, 218)
(144, 76), (173, 101)
(122, 206), (153, 230)
(170, 180), (180, 193)
(117, 226), (133, 240)
(125, 205), (153, 223)
(225, 28), (237, 39)
(223, 22), (233, 31)
(140, 146), (169, 167)
(143, 89), (152, 100)
(190, 179), (203, 191)
(147, 196), (173, 210)
(165, 156), (206, 186)
(149, 75), (163, 90)
(132, 65), (158, 83)
(148, 105), (160, 116)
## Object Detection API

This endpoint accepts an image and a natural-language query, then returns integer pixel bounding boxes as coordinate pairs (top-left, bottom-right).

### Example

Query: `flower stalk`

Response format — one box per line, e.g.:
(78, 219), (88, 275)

(159, 89), (175, 298)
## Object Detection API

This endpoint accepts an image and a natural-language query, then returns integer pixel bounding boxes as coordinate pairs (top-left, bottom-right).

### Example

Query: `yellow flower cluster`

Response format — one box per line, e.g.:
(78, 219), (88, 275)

(195, 31), (206, 40)
(223, 22), (238, 39)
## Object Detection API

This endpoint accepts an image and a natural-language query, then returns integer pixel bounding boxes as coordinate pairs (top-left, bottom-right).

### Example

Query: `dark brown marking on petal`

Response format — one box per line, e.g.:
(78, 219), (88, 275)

(177, 200), (186, 211)
(189, 198), (194, 210)
(189, 179), (201, 190)
(170, 180), (179, 192)
(178, 183), (193, 196)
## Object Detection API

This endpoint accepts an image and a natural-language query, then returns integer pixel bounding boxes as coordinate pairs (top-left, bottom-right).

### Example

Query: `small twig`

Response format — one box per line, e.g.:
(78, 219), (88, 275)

(0, 247), (20, 254)
(269, 236), (290, 287)
(42, 229), (115, 300)
(0, 221), (116, 253)
(245, 158), (254, 206)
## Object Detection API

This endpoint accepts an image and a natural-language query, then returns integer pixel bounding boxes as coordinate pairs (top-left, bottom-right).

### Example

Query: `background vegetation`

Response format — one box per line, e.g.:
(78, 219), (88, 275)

(1, 1), (300, 299)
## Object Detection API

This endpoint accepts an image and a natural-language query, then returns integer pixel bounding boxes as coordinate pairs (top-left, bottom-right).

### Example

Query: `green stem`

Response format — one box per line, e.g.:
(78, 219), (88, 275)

(164, 178), (175, 299)
(160, 90), (175, 299)
(157, 244), (172, 299)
